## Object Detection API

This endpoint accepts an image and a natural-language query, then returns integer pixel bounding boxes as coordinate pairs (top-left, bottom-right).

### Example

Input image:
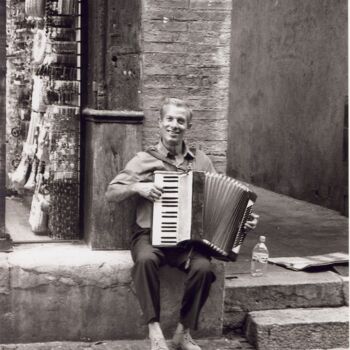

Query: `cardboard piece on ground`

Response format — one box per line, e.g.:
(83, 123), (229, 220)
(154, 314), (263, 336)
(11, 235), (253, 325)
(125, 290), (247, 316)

(268, 252), (348, 271)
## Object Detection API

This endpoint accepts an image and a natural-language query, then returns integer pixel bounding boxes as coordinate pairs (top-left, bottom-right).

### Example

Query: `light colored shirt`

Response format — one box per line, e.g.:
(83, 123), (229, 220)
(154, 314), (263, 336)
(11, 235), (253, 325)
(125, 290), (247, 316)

(110, 141), (216, 228)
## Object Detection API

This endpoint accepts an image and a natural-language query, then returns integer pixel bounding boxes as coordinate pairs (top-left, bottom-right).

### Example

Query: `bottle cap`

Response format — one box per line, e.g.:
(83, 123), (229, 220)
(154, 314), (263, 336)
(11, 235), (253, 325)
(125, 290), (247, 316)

(259, 235), (266, 242)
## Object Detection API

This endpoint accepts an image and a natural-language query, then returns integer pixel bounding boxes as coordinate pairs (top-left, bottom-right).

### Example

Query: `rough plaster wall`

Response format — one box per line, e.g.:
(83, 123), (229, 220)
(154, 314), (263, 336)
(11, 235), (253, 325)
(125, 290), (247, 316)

(141, 0), (232, 173)
(227, 0), (347, 211)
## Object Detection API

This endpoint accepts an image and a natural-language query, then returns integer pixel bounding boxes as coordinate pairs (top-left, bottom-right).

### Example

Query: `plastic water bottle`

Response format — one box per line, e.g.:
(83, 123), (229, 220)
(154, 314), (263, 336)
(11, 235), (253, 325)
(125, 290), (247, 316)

(251, 236), (269, 277)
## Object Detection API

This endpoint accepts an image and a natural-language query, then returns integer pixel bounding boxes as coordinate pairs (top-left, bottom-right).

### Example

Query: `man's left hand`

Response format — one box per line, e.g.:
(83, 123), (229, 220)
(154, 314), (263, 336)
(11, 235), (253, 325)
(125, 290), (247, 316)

(244, 213), (259, 231)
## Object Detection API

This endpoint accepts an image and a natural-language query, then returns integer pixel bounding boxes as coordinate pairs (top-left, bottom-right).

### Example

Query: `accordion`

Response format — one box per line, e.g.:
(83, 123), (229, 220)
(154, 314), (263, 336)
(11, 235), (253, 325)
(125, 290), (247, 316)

(151, 171), (257, 261)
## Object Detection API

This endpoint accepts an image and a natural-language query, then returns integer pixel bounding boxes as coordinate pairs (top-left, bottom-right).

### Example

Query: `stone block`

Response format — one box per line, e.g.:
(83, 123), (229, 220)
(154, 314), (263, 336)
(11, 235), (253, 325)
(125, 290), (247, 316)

(224, 270), (344, 329)
(144, 52), (188, 66)
(144, 0), (189, 9)
(143, 42), (188, 54)
(143, 30), (187, 43)
(143, 20), (189, 33)
(143, 73), (229, 89)
(144, 9), (230, 22)
(187, 31), (231, 46)
(143, 64), (186, 77)
(1, 245), (224, 343)
(245, 307), (349, 350)
(144, 96), (228, 115)
(186, 53), (230, 68)
(189, 0), (232, 10)
(189, 21), (231, 33)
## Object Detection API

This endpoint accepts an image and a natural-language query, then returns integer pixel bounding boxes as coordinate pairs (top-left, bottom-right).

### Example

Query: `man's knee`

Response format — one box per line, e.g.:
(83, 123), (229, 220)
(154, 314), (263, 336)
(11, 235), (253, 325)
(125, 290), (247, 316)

(134, 251), (160, 270)
(190, 258), (215, 279)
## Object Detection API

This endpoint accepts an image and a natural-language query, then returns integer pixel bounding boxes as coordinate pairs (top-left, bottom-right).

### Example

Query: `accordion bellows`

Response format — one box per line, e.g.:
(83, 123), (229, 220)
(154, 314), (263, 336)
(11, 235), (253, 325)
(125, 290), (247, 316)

(152, 171), (257, 261)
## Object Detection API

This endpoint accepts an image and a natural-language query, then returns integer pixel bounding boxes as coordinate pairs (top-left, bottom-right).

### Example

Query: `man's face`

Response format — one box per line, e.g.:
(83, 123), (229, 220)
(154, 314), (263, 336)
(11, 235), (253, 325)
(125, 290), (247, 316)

(159, 104), (192, 147)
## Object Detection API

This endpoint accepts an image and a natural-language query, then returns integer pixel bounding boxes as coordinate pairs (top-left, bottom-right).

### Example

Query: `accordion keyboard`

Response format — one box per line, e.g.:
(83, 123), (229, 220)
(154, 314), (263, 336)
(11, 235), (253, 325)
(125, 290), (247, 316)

(152, 171), (193, 246)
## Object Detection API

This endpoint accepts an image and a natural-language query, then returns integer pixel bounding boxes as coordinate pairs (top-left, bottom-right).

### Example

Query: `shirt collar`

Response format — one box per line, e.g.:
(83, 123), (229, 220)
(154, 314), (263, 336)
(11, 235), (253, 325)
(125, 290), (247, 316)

(156, 140), (195, 160)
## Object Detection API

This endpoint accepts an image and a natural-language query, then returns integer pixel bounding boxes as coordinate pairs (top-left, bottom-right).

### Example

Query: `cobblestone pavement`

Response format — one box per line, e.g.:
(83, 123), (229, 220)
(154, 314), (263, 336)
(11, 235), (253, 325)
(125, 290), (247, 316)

(0, 337), (255, 350)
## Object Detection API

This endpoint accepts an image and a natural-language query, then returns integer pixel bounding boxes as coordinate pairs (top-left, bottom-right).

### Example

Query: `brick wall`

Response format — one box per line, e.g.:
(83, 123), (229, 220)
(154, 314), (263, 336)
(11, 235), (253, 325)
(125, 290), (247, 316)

(141, 0), (232, 173)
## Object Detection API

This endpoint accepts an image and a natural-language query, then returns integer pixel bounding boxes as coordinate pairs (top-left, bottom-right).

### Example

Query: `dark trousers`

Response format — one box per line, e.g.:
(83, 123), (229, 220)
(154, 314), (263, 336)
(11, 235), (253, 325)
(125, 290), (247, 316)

(130, 226), (216, 330)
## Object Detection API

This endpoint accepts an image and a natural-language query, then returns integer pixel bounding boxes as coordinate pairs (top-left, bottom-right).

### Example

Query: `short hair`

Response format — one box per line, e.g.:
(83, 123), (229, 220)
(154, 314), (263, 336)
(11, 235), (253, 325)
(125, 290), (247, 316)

(160, 97), (193, 123)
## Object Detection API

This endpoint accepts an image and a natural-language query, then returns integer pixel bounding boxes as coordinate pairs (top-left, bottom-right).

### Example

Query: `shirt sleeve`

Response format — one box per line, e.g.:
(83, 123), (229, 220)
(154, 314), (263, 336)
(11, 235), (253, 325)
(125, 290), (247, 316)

(194, 149), (217, 174)
(109, 152), (162, 185)
(109, 153), (145, 185)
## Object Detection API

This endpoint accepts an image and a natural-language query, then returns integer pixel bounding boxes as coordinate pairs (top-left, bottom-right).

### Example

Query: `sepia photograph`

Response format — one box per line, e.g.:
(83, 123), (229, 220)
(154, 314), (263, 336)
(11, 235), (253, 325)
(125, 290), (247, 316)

(0, 0), (348, 349)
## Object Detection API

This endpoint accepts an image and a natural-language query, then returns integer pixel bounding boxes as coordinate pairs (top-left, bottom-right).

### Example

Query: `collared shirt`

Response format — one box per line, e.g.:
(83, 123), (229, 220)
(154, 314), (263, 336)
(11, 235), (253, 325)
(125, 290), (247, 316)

(110, 141), (217, 228)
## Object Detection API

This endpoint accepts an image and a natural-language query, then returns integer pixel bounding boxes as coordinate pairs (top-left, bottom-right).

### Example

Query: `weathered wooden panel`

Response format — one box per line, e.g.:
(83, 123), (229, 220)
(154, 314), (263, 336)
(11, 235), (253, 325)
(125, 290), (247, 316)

(0, 1), (5, 237)
(105, 0), (141, 110)
(85, 0), (141, 110)
(227, 0), (347, 212)
(85, 0), (107, 109)
(83, 110), (143, 249)
(83, 0), (143, 249)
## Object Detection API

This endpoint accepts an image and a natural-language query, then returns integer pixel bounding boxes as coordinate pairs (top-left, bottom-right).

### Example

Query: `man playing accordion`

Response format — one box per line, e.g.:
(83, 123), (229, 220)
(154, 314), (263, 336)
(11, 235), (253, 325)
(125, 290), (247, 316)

(106, 98), (258, 350)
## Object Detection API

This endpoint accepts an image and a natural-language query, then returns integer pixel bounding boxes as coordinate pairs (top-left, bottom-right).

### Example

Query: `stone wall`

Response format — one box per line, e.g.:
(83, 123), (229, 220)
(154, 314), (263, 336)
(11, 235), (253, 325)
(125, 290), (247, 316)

(0, 246), (225, 343)
(141, 0), (232, 173)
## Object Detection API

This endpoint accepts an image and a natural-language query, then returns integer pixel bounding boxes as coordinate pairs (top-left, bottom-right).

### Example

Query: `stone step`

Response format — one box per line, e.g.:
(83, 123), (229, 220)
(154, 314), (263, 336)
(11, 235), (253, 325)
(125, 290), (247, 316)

(0, 337), (255, 350)
(0, 245), (225, 343)
(224, 266), (348, 330)
(245, 307), (349, 350)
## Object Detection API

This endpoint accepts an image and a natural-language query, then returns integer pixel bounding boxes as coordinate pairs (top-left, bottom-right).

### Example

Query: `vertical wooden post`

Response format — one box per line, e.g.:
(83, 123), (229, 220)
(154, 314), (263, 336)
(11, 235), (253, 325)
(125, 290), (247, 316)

(82, 0), (143, 249)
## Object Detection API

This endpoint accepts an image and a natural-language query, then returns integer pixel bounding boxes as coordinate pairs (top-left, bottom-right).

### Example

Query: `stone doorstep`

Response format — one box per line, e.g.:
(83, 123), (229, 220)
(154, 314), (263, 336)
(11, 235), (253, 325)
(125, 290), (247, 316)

(0, 244), (225, 344)
(0, 337), (255, 350)
(224, 266), (348, 330)
(245, 307), (349, 350)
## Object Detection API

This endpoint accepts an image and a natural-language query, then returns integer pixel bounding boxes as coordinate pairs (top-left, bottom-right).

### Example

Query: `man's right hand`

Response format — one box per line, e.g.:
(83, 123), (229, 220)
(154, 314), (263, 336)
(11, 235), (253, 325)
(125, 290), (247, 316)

(131, 182), (163, 202)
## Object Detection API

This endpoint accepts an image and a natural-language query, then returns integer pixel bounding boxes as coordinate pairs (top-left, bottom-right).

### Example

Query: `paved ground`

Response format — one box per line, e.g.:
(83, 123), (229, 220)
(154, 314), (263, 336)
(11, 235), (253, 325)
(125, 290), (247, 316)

(0, 336), (254, 350)
(5, 196), (52, 242)
(225, 185), (348, 275)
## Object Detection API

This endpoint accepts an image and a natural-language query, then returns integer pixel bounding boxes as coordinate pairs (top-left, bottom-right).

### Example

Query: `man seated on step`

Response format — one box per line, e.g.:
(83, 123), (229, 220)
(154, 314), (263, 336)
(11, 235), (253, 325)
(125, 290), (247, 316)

(106, 97), (258, 350)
